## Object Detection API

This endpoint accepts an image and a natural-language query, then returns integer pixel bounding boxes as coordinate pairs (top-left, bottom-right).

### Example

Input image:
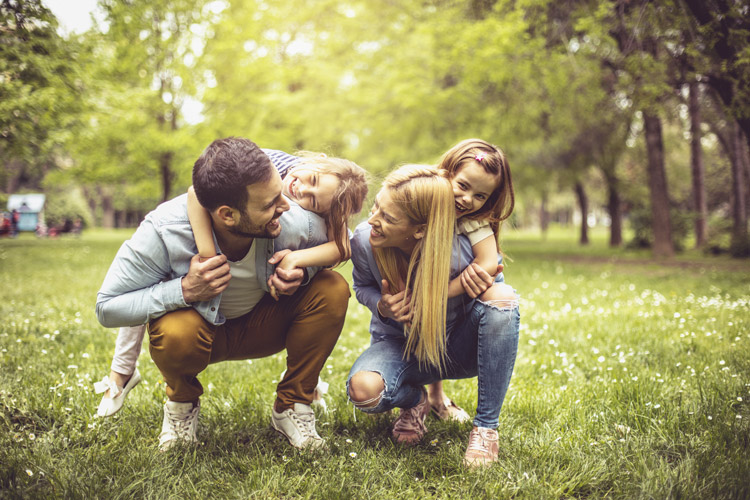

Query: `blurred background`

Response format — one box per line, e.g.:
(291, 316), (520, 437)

(1, 0), (748, 258)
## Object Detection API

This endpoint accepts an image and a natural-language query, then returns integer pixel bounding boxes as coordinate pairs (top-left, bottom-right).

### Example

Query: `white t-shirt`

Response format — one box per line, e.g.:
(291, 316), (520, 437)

(219, 242), (265, 319)
(457, 218), (494, 246)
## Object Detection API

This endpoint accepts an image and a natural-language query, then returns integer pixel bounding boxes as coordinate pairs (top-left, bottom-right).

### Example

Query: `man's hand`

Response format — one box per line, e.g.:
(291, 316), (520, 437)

(377, 280), (412, 323)
(459, 262), (503, 299)
(181, 254), (230, 303)
(267, 250), (305, 300)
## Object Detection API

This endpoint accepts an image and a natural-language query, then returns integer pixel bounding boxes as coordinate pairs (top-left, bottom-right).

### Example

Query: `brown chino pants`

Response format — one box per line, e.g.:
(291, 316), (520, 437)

(147, 270), (350, 411)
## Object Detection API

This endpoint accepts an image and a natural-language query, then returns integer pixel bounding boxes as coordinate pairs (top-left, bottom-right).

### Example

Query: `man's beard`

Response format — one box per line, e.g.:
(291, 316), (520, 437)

(228, 209), (281, 239)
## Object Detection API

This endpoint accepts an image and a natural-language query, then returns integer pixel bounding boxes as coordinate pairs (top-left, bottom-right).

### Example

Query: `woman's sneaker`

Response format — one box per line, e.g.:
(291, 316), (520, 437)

(392, 389), (430, 444)
(158, 400), (200, 451)
(463, 426), (499, 467)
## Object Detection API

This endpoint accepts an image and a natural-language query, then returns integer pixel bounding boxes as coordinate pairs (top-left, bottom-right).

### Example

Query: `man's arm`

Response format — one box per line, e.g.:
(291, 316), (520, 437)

(95, 220), (186, 327)
(95, 213), (230, 327)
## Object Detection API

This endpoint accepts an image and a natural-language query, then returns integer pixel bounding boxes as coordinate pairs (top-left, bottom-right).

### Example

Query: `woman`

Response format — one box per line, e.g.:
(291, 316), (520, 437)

(346, 164), (520, 467)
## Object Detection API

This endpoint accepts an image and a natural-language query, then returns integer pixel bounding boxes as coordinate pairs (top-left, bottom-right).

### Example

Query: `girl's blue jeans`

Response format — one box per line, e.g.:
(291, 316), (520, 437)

(347, 297), (519, 429)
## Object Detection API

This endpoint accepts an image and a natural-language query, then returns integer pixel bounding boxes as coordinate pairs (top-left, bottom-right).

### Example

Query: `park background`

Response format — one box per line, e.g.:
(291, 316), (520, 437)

(1, 0), (749, 498)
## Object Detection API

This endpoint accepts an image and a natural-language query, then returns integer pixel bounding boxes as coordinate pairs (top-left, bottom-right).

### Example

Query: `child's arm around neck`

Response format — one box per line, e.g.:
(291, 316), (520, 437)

(187, 186), (218, 259)
(275, 222), (348, 271)
(447, 233), (500, 298)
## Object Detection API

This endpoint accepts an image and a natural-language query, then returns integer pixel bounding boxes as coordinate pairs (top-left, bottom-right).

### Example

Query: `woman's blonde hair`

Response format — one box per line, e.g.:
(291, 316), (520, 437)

(438, 138), (514, 238)
(373, 164), (455, 371)
(296, 153), (369, 263)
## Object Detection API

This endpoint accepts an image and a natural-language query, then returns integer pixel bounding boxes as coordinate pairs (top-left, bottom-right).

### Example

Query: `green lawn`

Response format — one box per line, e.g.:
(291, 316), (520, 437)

(1, 228), (748, 499)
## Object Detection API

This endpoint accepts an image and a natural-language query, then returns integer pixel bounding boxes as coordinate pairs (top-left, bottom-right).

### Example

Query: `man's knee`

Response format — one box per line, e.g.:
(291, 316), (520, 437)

(478, 283), (518, 307)
(308, 270), (350, 324)
(348, 371), (384, 408)
(149, 309), (211, 364)
(314, 270), (351, 306)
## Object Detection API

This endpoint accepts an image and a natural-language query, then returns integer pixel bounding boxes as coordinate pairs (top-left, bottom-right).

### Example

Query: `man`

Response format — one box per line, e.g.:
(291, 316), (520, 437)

(96, 137), (350, 450)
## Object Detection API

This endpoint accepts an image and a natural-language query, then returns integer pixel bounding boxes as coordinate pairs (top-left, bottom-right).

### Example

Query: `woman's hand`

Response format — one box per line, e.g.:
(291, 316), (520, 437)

(377, 280), (412, 323)
(459, 262), (503, 298)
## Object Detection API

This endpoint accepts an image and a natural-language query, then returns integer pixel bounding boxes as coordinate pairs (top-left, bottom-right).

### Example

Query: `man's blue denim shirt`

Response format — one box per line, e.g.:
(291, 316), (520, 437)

(95, 193), (327, 328)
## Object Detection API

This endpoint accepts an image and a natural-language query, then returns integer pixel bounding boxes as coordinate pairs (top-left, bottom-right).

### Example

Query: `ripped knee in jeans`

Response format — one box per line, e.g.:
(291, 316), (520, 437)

(348, 371), (385, 409)
(478, 283), (519, 311)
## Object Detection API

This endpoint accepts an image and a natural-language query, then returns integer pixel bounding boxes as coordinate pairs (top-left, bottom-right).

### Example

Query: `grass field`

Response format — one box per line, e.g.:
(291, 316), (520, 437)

(1, 227), (748, 499)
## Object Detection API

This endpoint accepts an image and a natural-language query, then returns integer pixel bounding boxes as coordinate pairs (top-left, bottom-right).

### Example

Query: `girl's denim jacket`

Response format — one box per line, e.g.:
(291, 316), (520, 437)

(96, 193), (327, 328)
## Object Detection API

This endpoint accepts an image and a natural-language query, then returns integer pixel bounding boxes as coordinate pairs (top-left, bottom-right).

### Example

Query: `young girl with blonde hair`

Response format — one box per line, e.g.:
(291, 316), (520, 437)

(428, 138), (515, 422)
(95, 148), (368, 417)
(347, 162), (520, 467)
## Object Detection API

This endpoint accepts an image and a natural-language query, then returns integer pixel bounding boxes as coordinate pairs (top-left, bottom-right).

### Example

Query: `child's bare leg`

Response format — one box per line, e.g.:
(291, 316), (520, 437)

(427, 381), (446, 407)
(105, 370), (132, 398)
(427, 381), (470, 423)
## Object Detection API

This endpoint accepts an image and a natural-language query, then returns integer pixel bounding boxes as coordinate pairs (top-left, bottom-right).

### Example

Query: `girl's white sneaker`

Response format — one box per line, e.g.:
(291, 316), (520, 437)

(94, 369), (142, 417)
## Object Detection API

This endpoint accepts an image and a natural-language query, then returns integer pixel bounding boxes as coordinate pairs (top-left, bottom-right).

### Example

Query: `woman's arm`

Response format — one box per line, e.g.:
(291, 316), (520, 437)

(447, 235), (499, 298)
(187, 186), (216, 259)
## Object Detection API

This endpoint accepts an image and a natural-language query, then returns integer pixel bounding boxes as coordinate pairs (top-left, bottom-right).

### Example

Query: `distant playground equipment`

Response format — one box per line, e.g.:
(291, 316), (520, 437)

(6, 194), (46, 232)
(2, 194), (46, 237)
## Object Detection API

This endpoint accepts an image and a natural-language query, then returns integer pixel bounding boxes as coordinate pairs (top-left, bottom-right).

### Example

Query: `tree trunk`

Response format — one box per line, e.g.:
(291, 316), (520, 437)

(603, 169), (623, 247)
(98, 186), (115, 229)
(574, 182), (589, 245)
(81, 185), (99, 226)
(540, 191), (549, 236)
(730, 121), (750, 257)
(681, 0), (750, 143)
(160, 151), (173, 203)
(689, 81), (708, 248)
(115, 210), (126, 228)
(4, 160), (23, 193)
(643, 111), (674, 257)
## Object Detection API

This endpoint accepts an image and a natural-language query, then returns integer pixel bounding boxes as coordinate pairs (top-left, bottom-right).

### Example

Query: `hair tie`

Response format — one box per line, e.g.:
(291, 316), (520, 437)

(475, 152), (486, 162)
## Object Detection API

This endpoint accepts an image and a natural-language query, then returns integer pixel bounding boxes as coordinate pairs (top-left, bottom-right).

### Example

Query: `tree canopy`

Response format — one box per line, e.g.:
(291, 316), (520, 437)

(3, 0), (749, 255)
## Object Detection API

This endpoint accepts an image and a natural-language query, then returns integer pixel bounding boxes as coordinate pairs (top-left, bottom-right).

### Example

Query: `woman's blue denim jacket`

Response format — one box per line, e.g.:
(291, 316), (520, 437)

(350, 221), (504, 342)
(95, 193), (327, 328)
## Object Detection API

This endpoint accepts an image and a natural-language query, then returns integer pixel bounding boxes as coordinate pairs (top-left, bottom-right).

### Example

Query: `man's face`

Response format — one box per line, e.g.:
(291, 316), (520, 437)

(230, 170), (290, 239)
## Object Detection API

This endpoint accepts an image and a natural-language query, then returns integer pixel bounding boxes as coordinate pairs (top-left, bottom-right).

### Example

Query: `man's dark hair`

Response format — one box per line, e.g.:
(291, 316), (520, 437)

(192, 137), (274, 211)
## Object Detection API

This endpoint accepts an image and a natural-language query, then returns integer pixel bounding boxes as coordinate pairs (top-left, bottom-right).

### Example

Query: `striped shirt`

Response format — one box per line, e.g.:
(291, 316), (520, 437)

(262, 148), (300, 179)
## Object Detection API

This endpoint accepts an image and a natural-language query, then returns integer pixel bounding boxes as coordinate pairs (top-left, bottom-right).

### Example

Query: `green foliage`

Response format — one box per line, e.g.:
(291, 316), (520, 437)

(41, 185), (94, 230)
(729, 232), (750, 259)
(0, 0), (83, 191)
(703, 214), (733, 255)
(57, 0), (212, 212)
(627, 204), (692, 252)
(0, 230), (748, 497)
(1, 0), (746, 257)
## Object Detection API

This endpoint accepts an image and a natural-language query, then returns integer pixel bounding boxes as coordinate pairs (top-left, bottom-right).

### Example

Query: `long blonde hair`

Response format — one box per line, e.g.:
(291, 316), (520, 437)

(373, 164), (455, 371)
(296, 153), (369, 263)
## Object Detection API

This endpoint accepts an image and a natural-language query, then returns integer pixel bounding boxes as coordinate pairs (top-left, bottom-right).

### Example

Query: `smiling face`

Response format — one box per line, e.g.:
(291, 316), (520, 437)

(282, 167), (340, 215)
(231, 170), (290, 239)
(451, 161), (499, 219)
(367, 188), (423, 255)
